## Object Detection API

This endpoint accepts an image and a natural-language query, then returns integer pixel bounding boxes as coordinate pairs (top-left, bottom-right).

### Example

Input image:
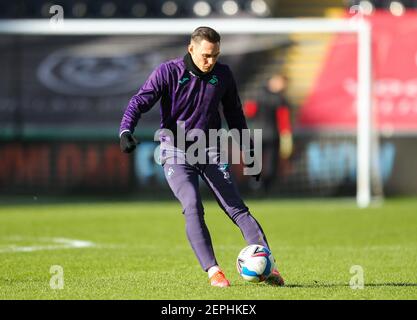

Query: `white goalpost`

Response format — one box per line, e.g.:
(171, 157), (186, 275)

(0, 18), (374, 208)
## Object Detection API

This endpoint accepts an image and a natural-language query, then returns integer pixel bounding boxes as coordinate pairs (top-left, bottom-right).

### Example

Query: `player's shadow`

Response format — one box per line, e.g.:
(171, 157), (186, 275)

(285, 282), (417, 288)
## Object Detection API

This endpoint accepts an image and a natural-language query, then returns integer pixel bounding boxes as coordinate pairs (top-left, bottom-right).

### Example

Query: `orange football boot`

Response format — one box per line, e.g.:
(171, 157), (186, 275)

(209, 270), (231, 287)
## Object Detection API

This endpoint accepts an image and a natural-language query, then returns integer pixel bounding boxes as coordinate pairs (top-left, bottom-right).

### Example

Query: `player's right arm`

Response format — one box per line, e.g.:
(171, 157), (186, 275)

(119, 63), (168, 153)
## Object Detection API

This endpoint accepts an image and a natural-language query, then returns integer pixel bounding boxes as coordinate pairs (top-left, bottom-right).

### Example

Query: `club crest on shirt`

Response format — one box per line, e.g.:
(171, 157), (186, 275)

(208, 75), (218, 86)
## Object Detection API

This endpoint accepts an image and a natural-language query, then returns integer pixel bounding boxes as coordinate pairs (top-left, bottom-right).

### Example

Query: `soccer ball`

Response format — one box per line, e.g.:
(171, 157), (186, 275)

(236, 244), (275, 283)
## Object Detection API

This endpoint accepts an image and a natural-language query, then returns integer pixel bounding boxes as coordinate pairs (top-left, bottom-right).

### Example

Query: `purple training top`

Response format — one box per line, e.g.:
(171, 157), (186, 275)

(119, 54), (249, 144)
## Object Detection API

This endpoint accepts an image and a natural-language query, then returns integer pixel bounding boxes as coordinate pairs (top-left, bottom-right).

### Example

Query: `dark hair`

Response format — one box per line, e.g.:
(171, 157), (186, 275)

(191, 26), (221, 44)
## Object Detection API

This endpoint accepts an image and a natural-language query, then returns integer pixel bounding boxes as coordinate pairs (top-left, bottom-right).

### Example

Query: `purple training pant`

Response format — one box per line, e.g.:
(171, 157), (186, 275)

(162, 154), (270, 272)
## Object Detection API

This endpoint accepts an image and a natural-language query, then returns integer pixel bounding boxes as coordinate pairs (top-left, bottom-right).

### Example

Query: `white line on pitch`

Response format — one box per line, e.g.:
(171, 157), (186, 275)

(0, 237), (96, 253)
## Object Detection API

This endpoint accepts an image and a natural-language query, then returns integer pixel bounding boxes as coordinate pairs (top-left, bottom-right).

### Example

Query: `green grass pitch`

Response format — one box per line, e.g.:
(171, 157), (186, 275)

(0, 198), (416, 300)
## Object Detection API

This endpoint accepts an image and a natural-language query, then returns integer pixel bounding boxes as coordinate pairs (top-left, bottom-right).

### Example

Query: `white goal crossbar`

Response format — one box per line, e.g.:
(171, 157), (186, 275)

(0, 18), (373, 208)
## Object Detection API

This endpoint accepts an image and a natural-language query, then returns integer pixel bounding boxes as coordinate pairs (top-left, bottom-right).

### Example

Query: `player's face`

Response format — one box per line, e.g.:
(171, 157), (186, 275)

(188, 40), (220, 73)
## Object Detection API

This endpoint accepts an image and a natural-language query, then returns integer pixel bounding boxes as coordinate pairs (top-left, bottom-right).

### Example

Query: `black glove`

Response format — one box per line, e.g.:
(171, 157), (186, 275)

(120, 131), (138, 153)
